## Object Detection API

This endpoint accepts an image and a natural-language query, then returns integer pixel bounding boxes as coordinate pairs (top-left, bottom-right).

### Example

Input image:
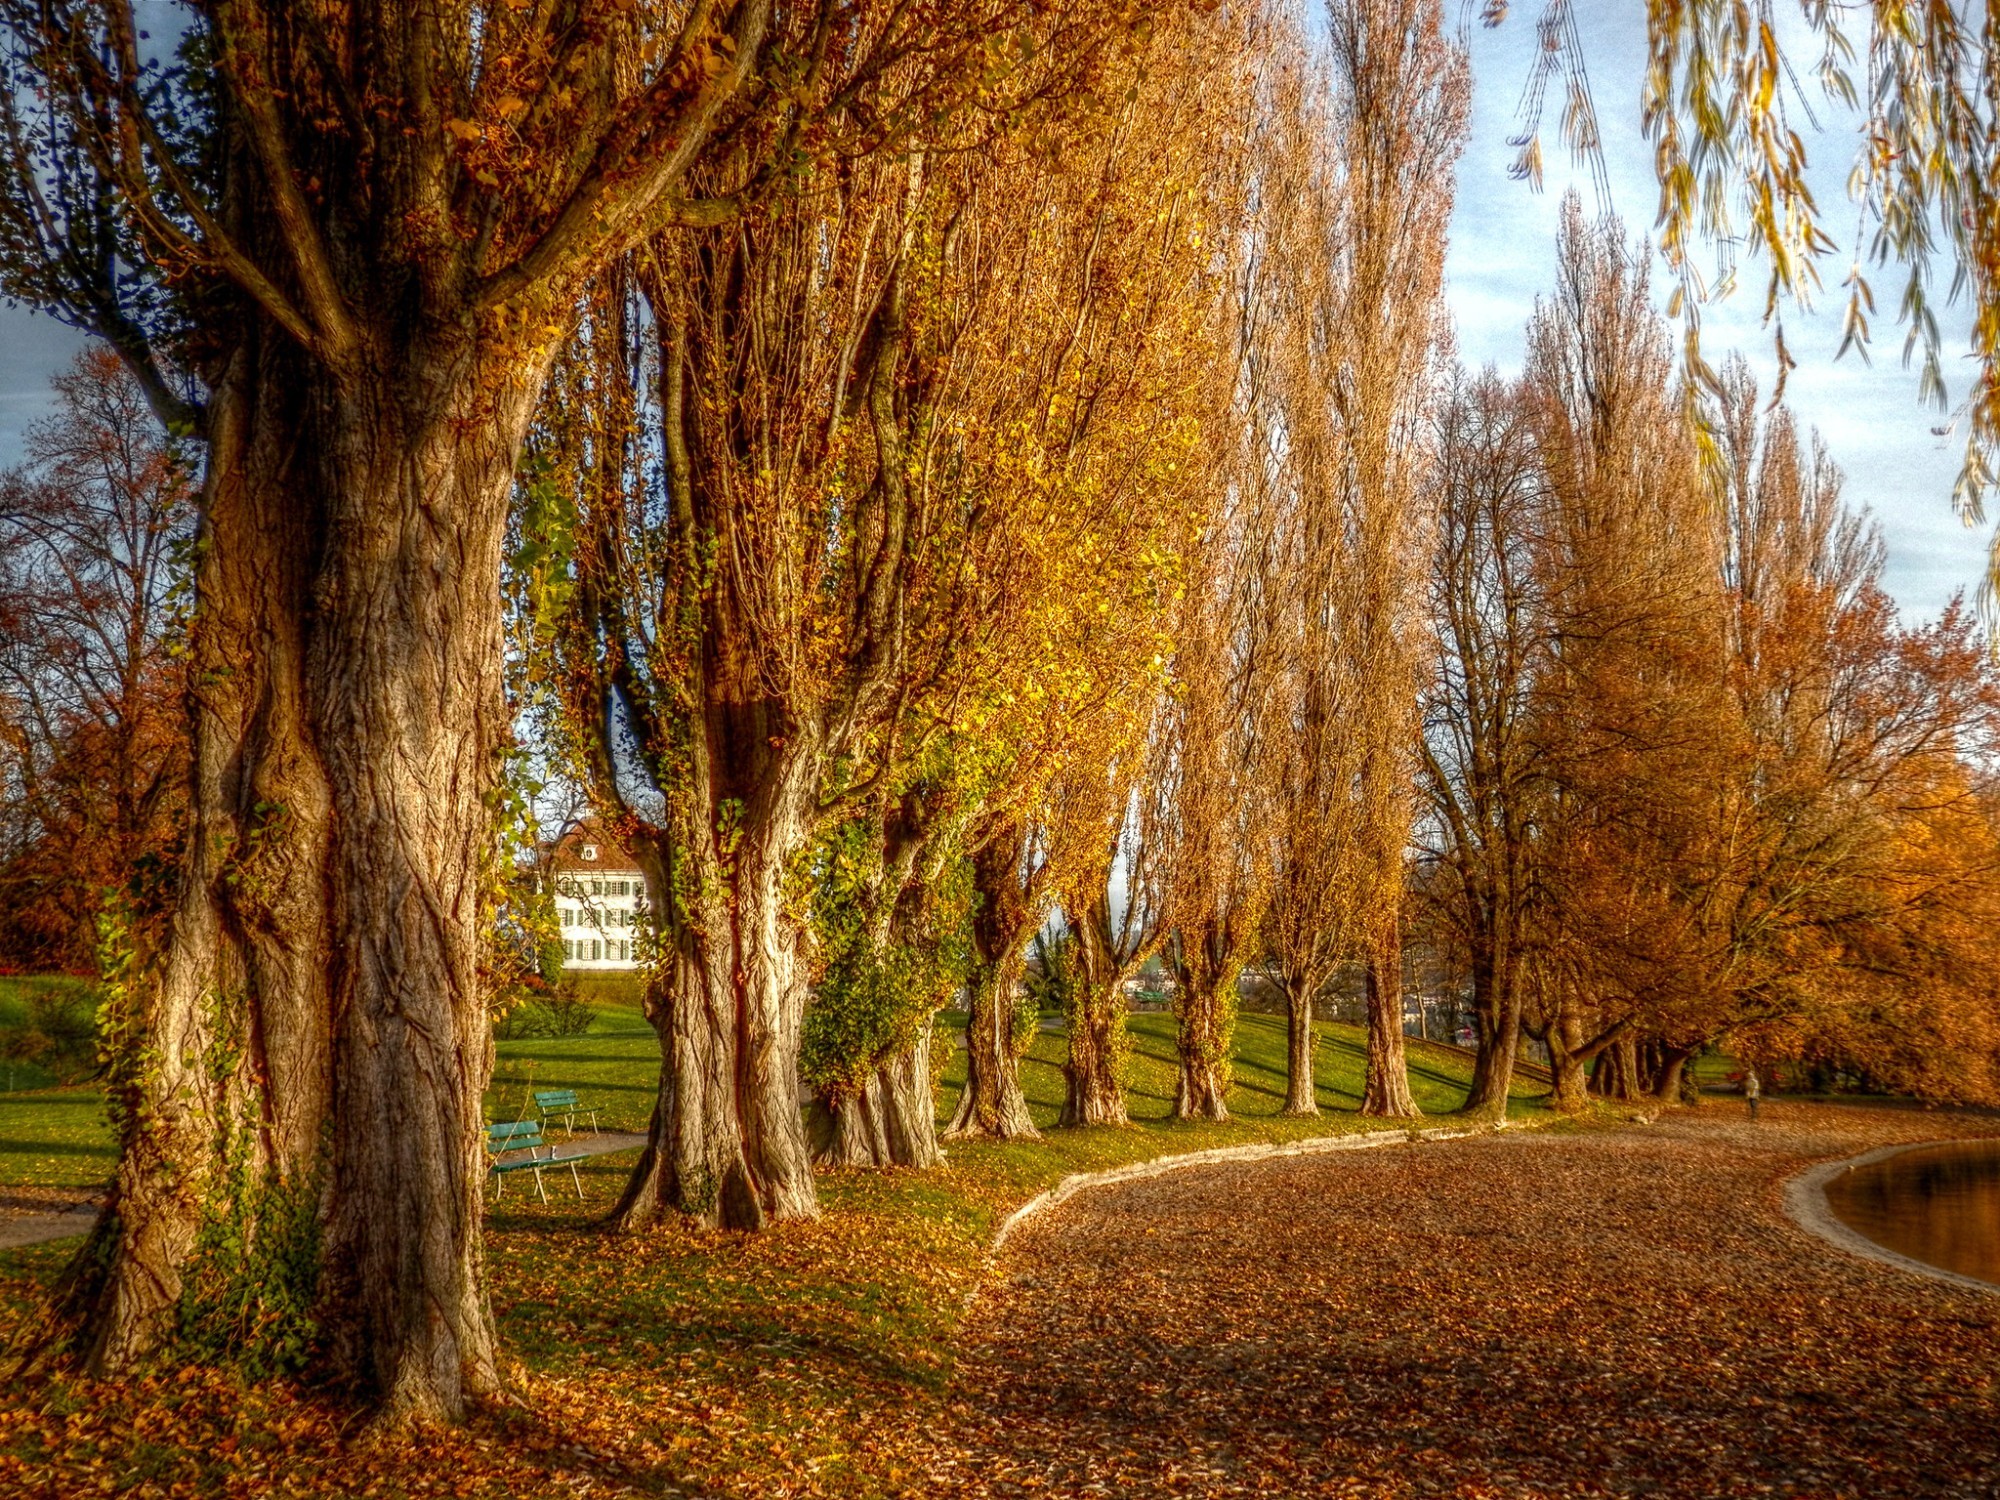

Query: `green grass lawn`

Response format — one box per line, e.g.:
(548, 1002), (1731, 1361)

(0, 979), (1546, 1192)
(488, 987), (660, 1133)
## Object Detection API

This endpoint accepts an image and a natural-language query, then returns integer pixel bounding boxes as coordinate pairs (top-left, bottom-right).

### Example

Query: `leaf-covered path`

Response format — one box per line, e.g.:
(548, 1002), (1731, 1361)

(924, 1105), (2000, 1499)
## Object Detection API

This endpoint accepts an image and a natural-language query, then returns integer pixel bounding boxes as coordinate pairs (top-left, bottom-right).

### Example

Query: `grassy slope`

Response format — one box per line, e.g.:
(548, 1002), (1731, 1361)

(0, 984), (1557, 1498)
(0, 977), (115, 1188)
(0, 976), (99, 1097)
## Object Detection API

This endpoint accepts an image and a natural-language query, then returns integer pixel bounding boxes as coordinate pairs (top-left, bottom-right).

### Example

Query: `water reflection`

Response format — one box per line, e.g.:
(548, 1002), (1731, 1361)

(1824, 1139), (2000, 1287)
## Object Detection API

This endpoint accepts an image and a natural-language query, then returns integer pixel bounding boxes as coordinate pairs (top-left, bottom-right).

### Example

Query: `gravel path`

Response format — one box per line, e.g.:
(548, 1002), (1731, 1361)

(929, 1104), (2000, 1499)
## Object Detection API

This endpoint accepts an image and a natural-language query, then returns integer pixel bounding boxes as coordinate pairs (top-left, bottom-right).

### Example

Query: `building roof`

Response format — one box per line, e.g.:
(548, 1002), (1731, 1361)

(547, 822), (642, 875)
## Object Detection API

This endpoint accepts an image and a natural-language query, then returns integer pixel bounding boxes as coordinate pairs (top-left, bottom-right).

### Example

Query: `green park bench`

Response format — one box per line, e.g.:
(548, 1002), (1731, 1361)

(533, 1087), (600, 1136)
(486, 1120), (585, 1203)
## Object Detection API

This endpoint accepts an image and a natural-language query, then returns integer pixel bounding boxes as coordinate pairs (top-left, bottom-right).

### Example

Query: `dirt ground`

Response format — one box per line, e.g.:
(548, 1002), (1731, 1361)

(921, 1103), (2000, 1499)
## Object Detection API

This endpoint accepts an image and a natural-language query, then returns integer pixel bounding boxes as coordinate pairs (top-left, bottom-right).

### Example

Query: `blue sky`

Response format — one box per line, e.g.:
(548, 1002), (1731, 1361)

(0, 9), (1985, 619)
(1450, 11), (1984, 621)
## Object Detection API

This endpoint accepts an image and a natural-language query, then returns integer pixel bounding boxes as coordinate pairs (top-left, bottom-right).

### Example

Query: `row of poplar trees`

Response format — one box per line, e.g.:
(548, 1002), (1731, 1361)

(503, 0), (1468, 1230)
(1, 0), (1995, 1433)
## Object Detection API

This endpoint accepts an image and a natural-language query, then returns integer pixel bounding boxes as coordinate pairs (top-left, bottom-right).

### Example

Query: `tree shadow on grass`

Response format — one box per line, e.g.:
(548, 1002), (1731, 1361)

(0, 1137), (114, 1160)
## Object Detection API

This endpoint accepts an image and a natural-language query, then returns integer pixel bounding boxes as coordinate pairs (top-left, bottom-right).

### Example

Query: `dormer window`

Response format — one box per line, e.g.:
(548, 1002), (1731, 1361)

(581, 844), (598, 861)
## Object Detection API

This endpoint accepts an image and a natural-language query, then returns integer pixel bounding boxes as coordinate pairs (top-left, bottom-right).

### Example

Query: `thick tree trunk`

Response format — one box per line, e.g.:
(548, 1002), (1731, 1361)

(1650, 1043), (1694, 1104)
(1173, 1016), (1230, 1122)
(1545, 1012), (1591, 1112)
(39, 348), (334, 1378)
(1360, 945), (1420, 1120)
(1172, 962), (1233, 1123)
(50, 334), (539, 1426)
(807, 1019), (941, 1170)
(1590, 1035), (1641, 1102)
(945, 834), (1039, 1142)
(1061, 896), (1131, 1129)
(304, 352), (539, 1425)
(1061, 976), (1129, 1127)
(946, 958), (1039, 1141)
(1457, 947), (1519, 1121)
(1282, 979), (1318, 1116)
(1545, 1011), (1629, 1114)
(610, 813), (820, 1231)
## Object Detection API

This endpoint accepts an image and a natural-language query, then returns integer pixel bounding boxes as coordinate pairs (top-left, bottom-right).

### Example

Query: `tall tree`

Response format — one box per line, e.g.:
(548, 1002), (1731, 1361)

(0, 349), (193, 970)
(1161, 494), (1283, 1122)
(1257, 0), (1467, 1121)
(1416, 371), (1545, 1119)
(1518, 199), (1728, 1109)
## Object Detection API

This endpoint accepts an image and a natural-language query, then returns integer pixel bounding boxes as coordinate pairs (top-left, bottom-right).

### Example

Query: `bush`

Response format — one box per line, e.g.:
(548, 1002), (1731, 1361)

(0, 981), (100, 1084)
(539, 984), (599, 1038)
(491, 980), (598, 1040)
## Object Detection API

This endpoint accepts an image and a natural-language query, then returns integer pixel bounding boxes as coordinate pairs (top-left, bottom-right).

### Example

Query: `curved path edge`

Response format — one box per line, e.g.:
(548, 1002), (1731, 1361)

(1783, 1140), (2000, 1299)
(991, 1114), (1552, 1254)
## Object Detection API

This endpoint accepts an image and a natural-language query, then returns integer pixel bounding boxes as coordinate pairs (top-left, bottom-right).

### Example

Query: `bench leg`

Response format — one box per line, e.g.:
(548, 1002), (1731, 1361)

(532, 1165), (548, 1204)
(568, 1159), (583, 1199)
(492, 1168), (504, 1200)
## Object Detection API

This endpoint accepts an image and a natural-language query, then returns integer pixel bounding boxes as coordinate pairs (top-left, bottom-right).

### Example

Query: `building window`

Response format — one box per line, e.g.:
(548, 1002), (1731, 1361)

(590, 940), (601, 962)
(581, 844), (598, 861)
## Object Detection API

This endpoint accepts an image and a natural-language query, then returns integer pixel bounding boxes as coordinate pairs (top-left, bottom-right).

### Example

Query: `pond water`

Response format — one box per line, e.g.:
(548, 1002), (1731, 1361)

(1823, 1139), (2000, 1288)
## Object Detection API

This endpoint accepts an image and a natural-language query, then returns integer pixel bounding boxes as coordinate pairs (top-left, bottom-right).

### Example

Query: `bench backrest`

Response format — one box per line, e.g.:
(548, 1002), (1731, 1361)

(534, 1089), (580, 1109)
(487, 1121), (544, 1153)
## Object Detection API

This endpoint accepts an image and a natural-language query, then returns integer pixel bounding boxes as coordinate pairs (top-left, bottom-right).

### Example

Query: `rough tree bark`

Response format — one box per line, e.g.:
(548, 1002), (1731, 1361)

(945, 830), (1040, 1141)
(50, 330), (542, 1425)
(1173, 995), (1231, 1121)
(1062, 891), (1132, 1128)
(808, 1019), (940, 1170)
(1457, 939), (1520, 1120)
(803, 797), (952, 1172)
(1648, 1041), (1694, 1104)
(1170, 920), (1236, 1122)
(37, 341), (333, 1379)
(1544, 1012), (1632, 1113)
(1062, 980), (1130, 1127)
(1359, 934), (1421, 1119)
(1282, 977), (1320, 1115)
(609, 749), (821, 1232)
(1590, 1035), (1642, 1102)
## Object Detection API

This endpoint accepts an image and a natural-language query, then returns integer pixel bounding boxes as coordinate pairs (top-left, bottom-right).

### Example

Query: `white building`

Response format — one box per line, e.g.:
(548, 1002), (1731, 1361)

(547, 828), (649, 971)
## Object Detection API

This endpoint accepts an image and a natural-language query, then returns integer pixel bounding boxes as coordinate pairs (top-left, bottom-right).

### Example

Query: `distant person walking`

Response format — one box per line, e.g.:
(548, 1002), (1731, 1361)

(1744, 1067), (1761, 1122)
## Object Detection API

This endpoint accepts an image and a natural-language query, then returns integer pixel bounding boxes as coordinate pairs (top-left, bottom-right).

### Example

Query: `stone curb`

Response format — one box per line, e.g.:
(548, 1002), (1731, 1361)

(1783, 1140), (2000, 1300)
(991, 1115), (1544, 1254)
